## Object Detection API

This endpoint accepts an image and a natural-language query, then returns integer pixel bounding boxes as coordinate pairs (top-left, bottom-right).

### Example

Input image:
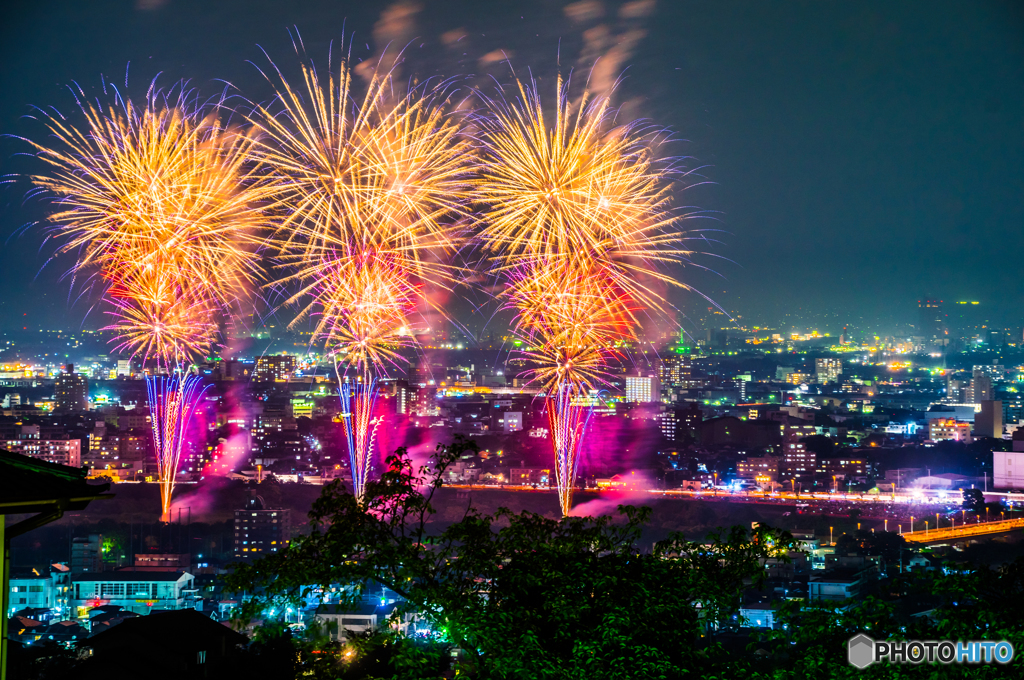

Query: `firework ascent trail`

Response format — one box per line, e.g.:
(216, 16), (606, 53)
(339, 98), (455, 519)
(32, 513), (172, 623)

(147, 371), (211, 519)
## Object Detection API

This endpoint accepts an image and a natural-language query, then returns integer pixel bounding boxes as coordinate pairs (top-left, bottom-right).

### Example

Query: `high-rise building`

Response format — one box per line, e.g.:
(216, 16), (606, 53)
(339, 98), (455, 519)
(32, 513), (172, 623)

(656, 411), (676, 441)
(54, 364), (88, 412)
(116, 359), (132, 377)
(408, 362), (433, 387)
(2, 425), (82, 468)
(394, 381), (412, 415)
(411, 386), (438, 416)
(787, 372), (813, 385)
(254, 355), (296, 382)
(4, 439), (81, 468)
(736, 456), (781, 482)
(660, 402), (703, 444)
(918, 298), (946, 339)
(974, 400), (1003, 439)
(972, 364), (1004, 380)
(233, 495), (291, 561)
(967, 371), (993, 404)
(83, 433), (145, 479)
(775, 366), (796, 381)
(945, 377), (968, 404)
(734, 377), (748, 401)
(221, 359), (255, 381)
(815, 358), (842, 385)
(625, 373), (661, 403)
(1004, 398), (1024, 428)
(662, 349), (702, 389)
(780, 442), (816, 481)
(71, 534), (103, 574)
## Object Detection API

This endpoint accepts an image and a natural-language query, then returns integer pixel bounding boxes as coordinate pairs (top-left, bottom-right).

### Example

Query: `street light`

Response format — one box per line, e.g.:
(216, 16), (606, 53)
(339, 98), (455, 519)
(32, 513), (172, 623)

(925, 521), (929, 537)
(884, 519), (888, 532)
(910, 516), (914, 534)
(830, 526), (834, 546)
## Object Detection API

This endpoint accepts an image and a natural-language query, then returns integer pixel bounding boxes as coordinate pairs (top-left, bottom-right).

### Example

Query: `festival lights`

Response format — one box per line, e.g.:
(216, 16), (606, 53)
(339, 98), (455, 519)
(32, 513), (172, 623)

(254, 43), (474, 502)
(28, 86), (270, 518)
(478, 76), (693, 515)
(28, 52), (699, 517)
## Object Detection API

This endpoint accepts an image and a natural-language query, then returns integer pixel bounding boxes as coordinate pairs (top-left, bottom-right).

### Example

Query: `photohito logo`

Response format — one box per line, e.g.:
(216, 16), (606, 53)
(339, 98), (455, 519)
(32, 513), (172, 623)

(848, 634), (1014, 668)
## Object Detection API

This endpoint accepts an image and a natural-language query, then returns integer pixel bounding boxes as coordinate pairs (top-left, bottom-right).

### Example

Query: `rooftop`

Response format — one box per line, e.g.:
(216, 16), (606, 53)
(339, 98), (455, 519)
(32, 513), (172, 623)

(72, 571), (192, 583)
(0, 447), (111, 515)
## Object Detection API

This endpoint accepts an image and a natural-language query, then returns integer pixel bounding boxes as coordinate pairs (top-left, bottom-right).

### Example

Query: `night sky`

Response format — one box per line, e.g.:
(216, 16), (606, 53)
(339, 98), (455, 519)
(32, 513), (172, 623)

(1, 0), (1022, 334)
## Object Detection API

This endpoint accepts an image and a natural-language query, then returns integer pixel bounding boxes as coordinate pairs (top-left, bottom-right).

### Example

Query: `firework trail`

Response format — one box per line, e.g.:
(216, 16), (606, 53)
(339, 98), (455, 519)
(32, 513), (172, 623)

(147, 371), (210, 518)
(253, 43), (474, 502)
(546, 382), (596, 515)
(321, 252), (417, 502)
(28, 84), (270, 518)
(478, 75), (689, 515)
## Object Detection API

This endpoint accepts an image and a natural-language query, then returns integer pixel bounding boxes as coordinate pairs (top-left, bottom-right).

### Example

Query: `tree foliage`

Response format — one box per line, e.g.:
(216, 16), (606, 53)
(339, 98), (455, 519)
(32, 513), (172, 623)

(228, 438), (1024, 678)
(747, 560), (1024, 679)
(228, 438), (796, 678)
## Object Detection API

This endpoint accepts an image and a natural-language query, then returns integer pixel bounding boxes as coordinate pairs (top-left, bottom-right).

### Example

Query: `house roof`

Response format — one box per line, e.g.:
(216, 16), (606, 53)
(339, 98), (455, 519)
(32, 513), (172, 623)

(12, 608), (50, 620)
(0, 448), (111, 515)
(73, 571), (192, 583)
(316, 602), (400, 617)
(8, 570), (51, 581)
(8, 616), (44, 629)
(85, 609), (249, 652)
(91, 611), (139, 624)
(41, 621), (88, 639)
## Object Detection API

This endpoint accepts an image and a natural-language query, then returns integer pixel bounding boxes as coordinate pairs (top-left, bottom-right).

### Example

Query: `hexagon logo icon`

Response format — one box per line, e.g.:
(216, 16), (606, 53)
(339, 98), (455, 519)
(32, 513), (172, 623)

(848, 634), (875, 669)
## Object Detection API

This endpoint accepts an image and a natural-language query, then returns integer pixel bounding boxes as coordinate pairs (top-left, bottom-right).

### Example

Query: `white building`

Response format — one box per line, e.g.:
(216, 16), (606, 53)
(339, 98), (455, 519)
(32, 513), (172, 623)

(501, 411), (523, 433)
(8, 565), (73, 620)
(625, 374), (661, 403)
(815, 358), (842, 384)
(994, 451), (1024, 490)
(739, 603), (782, 629)
(316, 602), (412, 642)
(71, 571), (195, 617)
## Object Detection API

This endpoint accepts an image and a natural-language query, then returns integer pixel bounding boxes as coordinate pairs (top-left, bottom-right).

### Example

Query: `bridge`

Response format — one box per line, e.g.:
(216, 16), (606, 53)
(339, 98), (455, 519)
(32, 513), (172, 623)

(901, 517), (1024, 543)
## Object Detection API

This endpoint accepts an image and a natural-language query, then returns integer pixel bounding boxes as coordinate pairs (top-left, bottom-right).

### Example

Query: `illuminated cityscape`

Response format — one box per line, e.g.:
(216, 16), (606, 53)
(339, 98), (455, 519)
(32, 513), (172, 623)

(1, 1), (1022, 678)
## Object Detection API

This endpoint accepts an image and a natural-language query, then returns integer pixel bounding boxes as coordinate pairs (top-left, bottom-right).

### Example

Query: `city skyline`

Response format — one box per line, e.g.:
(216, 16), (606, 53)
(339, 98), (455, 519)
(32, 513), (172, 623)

(1, 4), (1023, 676)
